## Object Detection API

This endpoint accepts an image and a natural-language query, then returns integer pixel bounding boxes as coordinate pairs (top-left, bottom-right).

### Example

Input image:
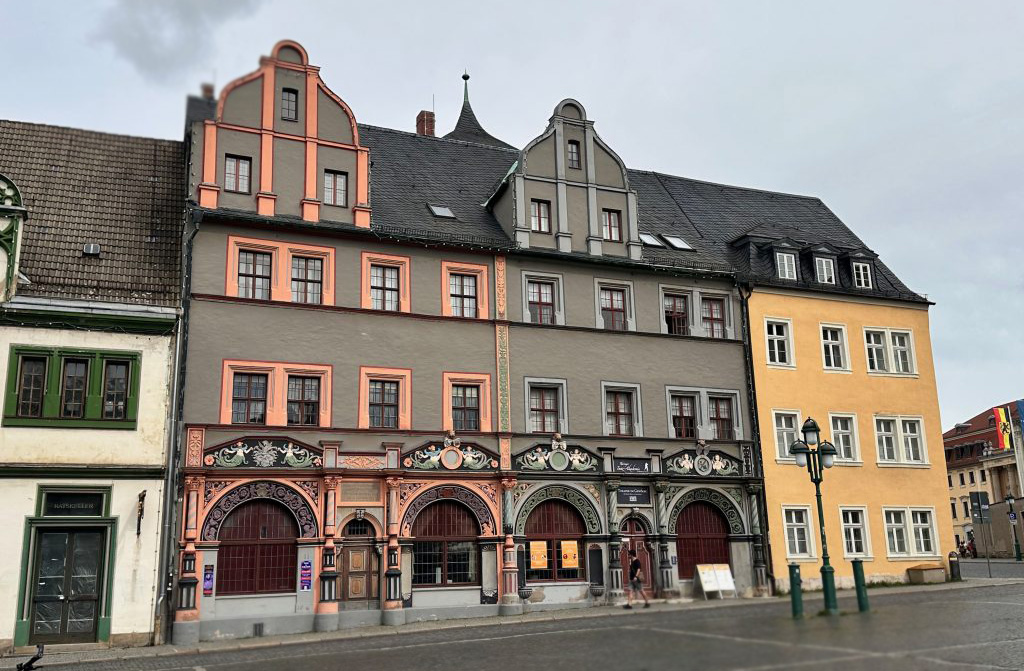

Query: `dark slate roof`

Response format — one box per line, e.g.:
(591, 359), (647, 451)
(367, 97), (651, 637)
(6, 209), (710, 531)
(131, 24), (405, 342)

(442, 94), (516, 150)
(0, 120), (185, 307)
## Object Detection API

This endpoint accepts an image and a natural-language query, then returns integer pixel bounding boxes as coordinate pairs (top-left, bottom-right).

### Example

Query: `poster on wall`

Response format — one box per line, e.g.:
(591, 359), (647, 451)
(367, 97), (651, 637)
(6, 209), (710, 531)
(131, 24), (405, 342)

(530, 541), (548, 569)
(561, 540), (579, 568)
(300, 560), (312, 591)
(203, 565), (214, 596)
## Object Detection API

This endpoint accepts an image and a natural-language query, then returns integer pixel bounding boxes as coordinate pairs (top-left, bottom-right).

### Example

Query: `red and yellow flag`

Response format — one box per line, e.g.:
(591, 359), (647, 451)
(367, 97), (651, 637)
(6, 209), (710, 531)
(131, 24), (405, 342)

(994, 406), (1013, 450)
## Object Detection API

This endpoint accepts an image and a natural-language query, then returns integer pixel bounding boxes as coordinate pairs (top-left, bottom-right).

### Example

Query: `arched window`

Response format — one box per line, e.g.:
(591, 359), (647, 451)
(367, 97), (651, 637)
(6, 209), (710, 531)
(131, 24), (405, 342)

(343, 518), (373, 537)
(411, 501), (479, 586)
(217, 500), (298, 595)
(675, 502), (730, 579)
(524, 500), (586, 582)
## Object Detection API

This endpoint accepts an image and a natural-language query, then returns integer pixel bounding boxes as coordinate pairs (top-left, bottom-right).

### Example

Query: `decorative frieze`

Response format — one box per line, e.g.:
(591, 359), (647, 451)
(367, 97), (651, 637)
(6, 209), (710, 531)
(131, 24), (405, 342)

(202, 481), (318, 540)
(665, 444), (741, 477)
(204, 438), (322, 469)
(515, 437), (600, 472)
(402, 436), (498, 471)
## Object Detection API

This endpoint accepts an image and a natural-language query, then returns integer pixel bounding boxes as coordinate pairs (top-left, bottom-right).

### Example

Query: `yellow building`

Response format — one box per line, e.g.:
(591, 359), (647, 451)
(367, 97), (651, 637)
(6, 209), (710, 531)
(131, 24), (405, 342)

(741, 235), (952, 590)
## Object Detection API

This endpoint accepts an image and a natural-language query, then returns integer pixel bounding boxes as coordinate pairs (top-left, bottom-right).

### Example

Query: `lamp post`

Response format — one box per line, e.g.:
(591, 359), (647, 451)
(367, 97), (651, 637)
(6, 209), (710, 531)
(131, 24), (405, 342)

(790, 417), (839, 616)
(1005, 493), (1022, 562)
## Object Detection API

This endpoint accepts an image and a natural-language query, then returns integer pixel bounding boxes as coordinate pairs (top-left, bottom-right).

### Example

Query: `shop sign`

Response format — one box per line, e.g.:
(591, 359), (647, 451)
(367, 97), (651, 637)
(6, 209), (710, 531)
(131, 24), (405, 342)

(613, 458), (651, 474)
(616, 486), (651, 505)
(561, 540), (579, 569)
(203, 565), (214, 596)
(529, 541), (548, 569)
(300, 560), (312, 591)
(43, 492), (104, 517)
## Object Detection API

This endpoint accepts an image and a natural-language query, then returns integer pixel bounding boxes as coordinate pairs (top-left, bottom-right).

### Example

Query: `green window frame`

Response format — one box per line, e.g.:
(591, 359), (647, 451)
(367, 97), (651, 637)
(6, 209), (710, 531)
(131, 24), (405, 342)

(3, 346), (142, 429)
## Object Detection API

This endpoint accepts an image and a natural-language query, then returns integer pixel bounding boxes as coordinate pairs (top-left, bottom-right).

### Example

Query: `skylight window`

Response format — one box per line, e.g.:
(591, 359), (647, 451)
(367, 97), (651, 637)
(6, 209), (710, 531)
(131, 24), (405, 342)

(428, 204), (455, 218)
(639, 233), (663, 247)
(661, 235), (692, 250)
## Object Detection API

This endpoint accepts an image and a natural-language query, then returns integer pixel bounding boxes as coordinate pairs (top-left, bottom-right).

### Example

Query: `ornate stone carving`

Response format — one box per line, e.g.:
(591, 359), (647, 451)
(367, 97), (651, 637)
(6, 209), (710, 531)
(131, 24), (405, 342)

(185, 428), (204, 468)
(495, 324), (511, 432)
(399, 482), (427, 506)
(202, 481), (318, 540)
(667, 488), (745, 535)
(340, 455), (386, 470)
(665, 447), (742, 477)
(515, 485), (602, 535)
(742, 444), (754, 476)
(203, 480), (229, 504)
(510, 482), (531, 505)
(494, 255), (507, 319)
(401, 485), (496, 537)
(295, 480), (320, 502)
(477, 483), (498, 506)
(723, 486), (745, 505)
(515, 442), (600, 472)
(403, 441), (498, 471)
(204, 439), (321, 469)
(581, 483), (601, 502)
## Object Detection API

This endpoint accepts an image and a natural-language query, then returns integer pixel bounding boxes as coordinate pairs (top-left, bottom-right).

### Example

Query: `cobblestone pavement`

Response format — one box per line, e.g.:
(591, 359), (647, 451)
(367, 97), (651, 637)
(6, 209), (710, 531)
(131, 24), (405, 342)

(960, 558), (1024, 579)
(7, 580), (1024, 671)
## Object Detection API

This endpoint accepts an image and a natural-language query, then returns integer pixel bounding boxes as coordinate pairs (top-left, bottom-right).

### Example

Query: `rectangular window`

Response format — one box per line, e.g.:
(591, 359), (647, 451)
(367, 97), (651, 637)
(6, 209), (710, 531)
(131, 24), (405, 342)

(370, 264), (401, 311)
(775, 412), (798, 459)
(947, 474), (952, 488)
(529, 386), (560, 433)
(981, 470), (987, 483)
(776, 252), (797, 280)
(599, 287), (627, 331)
(701, 297), (726, 339)
(951, 501), (957, 519)
(891, 332), (913, 373)
(102, 361), (129, 420)
(224, 155), (251, 193)
(784, 508), (811, 557)
(231, 373), (268, 425)
(912, 510), (935, 554)
(671, 394), (697, 439)
(968, 470), (975, 485)
(853, 262), (872, 289)
(449, 273), (478, 318)
(451, 385), (481, 431)
(369, 380), (399, 428)
(865, 331), (888, 372)
(602, 209), (622, 242)
(815, 257), (835, 284)
(663, 294), (689, 336)
(831, 415), (856, 460)
(16, 356), (46, 418)
(287, 376), (320, 426)
(885, 510), (908, 554)
(238, 250), (272, 300)
(60, 359), (88, 419)
(281, 88), (298, 121)
(290, 256), (323, 304)
(530, 200), (551, 233)
(606, 391), (634, 436)
(959, 472), (965, 486)
(323, 170), (348, 207)
(876, 418), (897, 461)
(567, 140), (581, 169)
(902, 419), (923, 462)
(527, 280), (556, 325)
(709, 397), (734, 440)
(841, 509), (866, 556)
(821, 326), (845, 370)
(962, 500), (969, 517)
(766, 320), (791, 365)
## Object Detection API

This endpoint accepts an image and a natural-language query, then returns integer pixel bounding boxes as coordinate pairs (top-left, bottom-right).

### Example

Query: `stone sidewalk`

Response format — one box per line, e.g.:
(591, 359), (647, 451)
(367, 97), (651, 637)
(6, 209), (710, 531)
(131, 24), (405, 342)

(4, 577), (1021, 670)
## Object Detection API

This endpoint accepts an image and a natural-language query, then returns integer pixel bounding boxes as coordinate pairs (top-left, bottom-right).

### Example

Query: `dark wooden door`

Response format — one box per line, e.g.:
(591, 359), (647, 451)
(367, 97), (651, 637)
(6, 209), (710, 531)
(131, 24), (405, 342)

(675, 502), (730, 579)
(619, 518), (654, 595)
(342, 545), (379, 600)
(30, 529), (104, 644)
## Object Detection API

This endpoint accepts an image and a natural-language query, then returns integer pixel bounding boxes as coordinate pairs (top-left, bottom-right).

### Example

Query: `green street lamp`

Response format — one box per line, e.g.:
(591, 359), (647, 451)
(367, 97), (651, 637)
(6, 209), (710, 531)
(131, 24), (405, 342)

(790, 417), (839, 616)
(1005, 493), (1022, 562)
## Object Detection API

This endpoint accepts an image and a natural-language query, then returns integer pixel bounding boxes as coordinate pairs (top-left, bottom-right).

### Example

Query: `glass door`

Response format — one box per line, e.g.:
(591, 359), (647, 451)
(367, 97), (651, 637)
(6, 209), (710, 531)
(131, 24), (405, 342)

(30, 529), (104, 643)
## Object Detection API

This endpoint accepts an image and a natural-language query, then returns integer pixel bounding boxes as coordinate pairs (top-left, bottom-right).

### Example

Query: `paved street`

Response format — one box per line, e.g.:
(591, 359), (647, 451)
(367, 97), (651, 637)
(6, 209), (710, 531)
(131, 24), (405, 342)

(960, 558), (1024, 580)
(14, 581), (1024, 671)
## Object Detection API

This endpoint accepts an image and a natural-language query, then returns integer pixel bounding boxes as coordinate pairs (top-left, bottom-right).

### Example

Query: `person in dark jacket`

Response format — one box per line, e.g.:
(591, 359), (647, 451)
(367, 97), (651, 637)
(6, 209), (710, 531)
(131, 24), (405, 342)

(624, 549), (650, 609)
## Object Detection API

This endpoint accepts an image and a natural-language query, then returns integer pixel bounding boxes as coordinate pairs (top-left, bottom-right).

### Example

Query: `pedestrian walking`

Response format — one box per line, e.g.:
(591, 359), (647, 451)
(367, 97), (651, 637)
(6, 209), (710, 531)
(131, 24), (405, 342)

(623, 549), (650, 609)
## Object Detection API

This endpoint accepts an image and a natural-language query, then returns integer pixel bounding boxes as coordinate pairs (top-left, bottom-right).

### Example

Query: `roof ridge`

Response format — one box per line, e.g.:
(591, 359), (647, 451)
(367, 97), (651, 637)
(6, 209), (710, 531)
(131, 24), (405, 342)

(0, 118), (182, 147)
(358, 122), (519, 154)
(630, 168), (826, 203)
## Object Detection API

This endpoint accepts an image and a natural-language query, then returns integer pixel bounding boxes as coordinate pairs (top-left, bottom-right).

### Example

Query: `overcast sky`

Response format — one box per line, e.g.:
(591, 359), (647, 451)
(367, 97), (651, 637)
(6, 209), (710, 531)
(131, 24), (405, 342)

(6, 1), (1022, 428)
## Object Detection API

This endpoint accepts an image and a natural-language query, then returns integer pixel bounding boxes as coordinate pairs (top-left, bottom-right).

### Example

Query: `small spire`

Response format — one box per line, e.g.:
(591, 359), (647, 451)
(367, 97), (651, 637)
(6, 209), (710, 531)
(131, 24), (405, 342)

(462, 71), (470, 103)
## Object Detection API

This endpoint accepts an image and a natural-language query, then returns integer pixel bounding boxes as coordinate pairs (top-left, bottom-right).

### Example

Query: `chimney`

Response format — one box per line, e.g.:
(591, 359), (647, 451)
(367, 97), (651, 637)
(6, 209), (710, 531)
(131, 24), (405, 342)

(201, 83), (215, 100)
(416, 110), (435, 137)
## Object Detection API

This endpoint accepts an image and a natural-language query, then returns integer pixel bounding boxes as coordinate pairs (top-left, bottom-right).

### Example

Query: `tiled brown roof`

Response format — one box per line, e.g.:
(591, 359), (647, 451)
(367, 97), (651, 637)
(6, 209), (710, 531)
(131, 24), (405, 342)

(0, 120), (185, 307)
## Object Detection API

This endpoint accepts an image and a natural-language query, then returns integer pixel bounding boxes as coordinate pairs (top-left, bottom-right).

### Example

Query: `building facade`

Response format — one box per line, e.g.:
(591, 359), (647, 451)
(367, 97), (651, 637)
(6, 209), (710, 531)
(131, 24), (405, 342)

(0, 123), (183, 651)
(170, 41), (768, 644)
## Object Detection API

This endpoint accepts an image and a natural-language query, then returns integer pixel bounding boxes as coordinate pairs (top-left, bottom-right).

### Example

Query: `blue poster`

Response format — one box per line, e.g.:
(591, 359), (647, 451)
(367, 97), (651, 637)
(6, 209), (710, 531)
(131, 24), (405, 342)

(300, 559), (312, 592)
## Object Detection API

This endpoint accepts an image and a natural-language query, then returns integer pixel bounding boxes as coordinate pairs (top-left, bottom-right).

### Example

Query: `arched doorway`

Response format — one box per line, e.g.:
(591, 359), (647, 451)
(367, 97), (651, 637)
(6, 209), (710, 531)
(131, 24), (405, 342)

(619, 517), (654, 596)
(217, 499), (299, 595)
(675, 502), (730, 580)
(411, 501), (480, 587)
(340, 518), (379, 602)
(523, 500), (586, 582)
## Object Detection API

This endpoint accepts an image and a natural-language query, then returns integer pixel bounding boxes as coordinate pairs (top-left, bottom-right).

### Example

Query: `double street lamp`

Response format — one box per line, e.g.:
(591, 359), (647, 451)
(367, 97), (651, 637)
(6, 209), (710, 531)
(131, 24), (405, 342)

(790, 417), (839, 616)
(1005, 494), (1022, 562)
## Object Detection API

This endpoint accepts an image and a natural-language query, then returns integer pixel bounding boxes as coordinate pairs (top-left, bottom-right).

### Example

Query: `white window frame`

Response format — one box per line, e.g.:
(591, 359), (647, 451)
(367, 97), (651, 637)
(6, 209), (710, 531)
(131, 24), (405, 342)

(883, 508), (909, 556)
(889, 330), (915, 374)
(874, 414), (928, 466)
(829, 412), (860, 464)
(695, 290), (735, 339)
(665, 386), (743, 441)
(765, 317), (795, 368)
(852, 261), (873, 289)
(820, 323), (850, 372)
(600, 381), (643, 437)
(594, 278), (636, 331)
(883, 506), (939, 559)
(658, 284), (695, 336)
(863, 327), (917, 376)
(782, 505), (816, 560)
(521, 271), (566, 326)
(523, 377), (568, 434)
(815, 257), (836, 284)
(776, 252), (797, 280)
(839, 506), (872, 559)
(773, 408), (802, 461)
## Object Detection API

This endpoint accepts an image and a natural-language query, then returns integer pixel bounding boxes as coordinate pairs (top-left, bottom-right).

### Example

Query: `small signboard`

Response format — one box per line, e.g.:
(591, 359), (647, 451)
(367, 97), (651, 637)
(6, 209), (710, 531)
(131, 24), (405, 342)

(43, 492), (104, 517)
(203, 565), (214, 596)
(1010, 511), (1018, 525)
(695, 563), (736, 600)
(971, 491), (992, 524)
(616, 486), (652, 505)
(613, 458), (651, 474)
(561, 540), (579, 569)
(300, 560), (312, 592)
(530, 541), (548, 569)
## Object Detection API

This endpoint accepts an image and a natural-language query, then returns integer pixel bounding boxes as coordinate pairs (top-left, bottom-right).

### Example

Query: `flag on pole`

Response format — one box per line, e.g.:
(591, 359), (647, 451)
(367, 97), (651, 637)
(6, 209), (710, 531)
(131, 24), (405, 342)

(994, 405), (1012, 450)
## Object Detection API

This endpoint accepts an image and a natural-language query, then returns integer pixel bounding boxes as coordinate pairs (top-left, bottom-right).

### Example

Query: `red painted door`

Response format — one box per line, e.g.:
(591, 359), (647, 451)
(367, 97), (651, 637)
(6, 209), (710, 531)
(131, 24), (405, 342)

(619, 518), (654, 595)
(675, 502), (730, 579)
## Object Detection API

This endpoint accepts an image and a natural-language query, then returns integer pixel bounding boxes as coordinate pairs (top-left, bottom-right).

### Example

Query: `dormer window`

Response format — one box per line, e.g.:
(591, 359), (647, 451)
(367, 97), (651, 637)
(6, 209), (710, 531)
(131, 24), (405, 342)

(602, 209), (622, 242)
(662, 235), (692, 250)
(224, 155), (251, 194)
(281, 88), (298, 122)
(815, 257), (835, 284)
(567, 141), (581, 170)
(853, 262), (872, 289)
(776, 252), (797, 280)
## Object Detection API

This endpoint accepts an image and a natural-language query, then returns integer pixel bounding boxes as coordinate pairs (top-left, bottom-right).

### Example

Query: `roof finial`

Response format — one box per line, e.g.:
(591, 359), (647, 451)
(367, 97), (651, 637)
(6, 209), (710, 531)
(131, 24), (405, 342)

(462, 71), (470, 103)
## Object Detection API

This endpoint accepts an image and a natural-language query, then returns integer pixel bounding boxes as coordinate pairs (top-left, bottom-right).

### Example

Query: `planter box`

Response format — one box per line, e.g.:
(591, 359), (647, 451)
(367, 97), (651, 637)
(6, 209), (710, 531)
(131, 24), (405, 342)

(907, 564), (946, 584)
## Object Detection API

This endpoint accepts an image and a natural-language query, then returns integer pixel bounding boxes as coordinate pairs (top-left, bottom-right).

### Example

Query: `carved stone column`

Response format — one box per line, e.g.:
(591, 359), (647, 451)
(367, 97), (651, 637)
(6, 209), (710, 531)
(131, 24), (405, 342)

(498, 477), (522, 615)
(315, 477), (340, 631)
(654, 480), (674, 597)
(382, 476), (405, 625)
(606, 479), (623, 595)
(747, 481), (769, 595)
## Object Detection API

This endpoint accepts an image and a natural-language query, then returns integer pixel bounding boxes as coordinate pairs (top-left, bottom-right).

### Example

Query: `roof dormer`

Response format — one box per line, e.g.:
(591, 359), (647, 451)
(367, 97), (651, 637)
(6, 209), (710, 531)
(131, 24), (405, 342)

(0, 172), (28, 302)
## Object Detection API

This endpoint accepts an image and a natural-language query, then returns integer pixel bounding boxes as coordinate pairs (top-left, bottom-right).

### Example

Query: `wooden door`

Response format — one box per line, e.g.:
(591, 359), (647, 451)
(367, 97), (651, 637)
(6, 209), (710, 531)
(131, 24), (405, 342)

(342, 545), (378, 600)
(675, 502), (730, 579)
(619, 518), (654, 595)
(30, 529), (104, 644)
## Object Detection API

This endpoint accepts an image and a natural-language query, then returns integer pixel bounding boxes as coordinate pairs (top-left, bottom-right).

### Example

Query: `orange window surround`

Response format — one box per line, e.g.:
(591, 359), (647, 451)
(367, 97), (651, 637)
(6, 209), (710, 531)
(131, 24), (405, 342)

(219, 360), (332, 427)
(358, 366), (412, 430)
(226, 235), (335, 305)
(440, 260), (490, 318)
(441, 372), (492, 432)
(360, 252), (412, 312)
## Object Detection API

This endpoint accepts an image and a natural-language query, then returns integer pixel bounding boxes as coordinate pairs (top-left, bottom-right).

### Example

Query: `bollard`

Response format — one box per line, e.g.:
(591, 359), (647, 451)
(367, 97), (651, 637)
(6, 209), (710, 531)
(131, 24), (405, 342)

(852, 559), (869, 613)
(947, 551), (961, 582)
(789, 563), (803, 619)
